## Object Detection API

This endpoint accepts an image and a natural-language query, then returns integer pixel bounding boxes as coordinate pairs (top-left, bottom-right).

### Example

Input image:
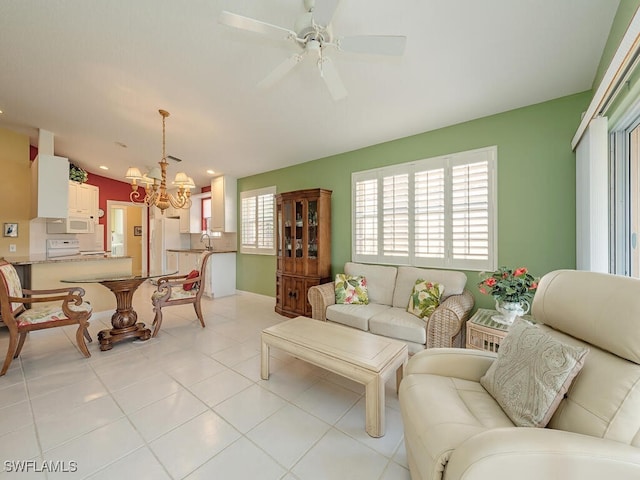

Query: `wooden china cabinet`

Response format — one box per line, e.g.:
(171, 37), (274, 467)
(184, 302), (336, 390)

(275, 188), (332, 318)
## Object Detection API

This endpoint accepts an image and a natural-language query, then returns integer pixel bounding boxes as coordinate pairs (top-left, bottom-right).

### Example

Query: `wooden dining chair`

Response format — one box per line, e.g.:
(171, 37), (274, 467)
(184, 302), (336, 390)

(0, 259), (93, 376)
(151, 251), (213, 337)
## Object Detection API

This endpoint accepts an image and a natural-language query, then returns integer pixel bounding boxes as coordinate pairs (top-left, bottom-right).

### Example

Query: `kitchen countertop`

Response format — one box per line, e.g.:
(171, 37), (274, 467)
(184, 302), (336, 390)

(6, 254), (131, 266)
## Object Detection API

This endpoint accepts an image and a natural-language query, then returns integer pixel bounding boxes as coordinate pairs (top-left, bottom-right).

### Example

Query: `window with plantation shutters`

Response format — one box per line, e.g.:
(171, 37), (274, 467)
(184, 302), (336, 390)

(354, 178), (378, 256)
(414, 168), (446, 260)
(451, 159), (490, 266)
(240, 186), (276, 255)
(383, 174), (409, 258)
(352, 146), (496, 271)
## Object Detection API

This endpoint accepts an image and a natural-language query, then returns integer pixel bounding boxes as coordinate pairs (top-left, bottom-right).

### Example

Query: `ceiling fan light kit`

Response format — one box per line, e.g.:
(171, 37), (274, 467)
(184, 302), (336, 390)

(219, 0), (407, 101)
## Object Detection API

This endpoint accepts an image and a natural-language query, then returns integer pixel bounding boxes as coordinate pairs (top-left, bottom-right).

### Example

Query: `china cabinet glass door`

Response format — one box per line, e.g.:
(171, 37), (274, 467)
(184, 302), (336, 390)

(283, 200), (292, 258)
(308, 200), (318, 259)
(295, 200), (303, 258)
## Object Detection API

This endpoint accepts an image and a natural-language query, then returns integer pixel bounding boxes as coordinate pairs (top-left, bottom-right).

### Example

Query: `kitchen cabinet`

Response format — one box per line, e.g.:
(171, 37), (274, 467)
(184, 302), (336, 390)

(68, 181), (99, 221)
(177, 251), (200, 275)
(30, 154), (69, 219)
(179, 208), (190, 234)
(203, 252), (236, 298)
(89, 185), (99, 223)
(164, 250), (236, 298)
(275, 188), (332, 317)
(166, 251), (178, 273)
(211, 176), (237, 232)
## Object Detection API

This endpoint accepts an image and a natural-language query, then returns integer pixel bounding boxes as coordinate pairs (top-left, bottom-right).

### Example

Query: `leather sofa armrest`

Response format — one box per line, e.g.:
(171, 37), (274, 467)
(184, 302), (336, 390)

(404, 347), (496, 382)
(307, 282), (335, 321)
(426, 289), (475, 348)
(445, 427), (640, 480)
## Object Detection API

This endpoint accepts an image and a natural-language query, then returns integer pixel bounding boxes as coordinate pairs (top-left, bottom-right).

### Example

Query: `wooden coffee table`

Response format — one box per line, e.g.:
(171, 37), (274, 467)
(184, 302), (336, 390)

(261, 316), (408, 437)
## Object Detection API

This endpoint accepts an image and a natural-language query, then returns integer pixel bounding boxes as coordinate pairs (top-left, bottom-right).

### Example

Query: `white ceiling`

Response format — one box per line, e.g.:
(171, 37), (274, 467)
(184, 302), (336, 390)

(0, 0), (619, 189)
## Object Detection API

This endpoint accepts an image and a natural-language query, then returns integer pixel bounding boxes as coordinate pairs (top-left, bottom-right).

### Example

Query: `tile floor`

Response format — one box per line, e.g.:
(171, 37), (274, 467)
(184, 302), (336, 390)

(0, 283), (410, 479)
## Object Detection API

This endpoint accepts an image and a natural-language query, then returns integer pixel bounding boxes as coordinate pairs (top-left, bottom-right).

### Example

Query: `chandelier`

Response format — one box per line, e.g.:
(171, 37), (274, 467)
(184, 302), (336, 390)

(125, 109), (195, 214)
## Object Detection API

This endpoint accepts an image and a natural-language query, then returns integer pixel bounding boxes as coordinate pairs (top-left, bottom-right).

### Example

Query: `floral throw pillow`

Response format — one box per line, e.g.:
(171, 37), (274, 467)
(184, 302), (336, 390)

(407, 279), (444, 318)
(334, 274), (369, 305)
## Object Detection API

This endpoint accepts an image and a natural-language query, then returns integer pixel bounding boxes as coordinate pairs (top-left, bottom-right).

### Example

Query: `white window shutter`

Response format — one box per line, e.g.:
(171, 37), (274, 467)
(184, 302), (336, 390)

(240, 186), (276, 255)
(354, 178), (378, 257)
(241, 196), (257, 247)
(382, 173), (409, 260)
(414, 168), (445, 261)
(352, 146), (496, 270)
(256, 193), (274, 250)
(451, 160), (490, 262)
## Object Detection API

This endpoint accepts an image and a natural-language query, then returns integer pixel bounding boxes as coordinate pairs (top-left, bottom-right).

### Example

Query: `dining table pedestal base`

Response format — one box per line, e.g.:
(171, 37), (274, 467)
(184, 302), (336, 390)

(98, 323), (150, 351)
(97, 277), (151, 351)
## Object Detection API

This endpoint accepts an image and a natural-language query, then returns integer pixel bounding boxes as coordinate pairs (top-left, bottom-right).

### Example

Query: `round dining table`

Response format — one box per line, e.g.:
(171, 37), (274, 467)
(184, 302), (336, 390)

(62, 270), (176, 351)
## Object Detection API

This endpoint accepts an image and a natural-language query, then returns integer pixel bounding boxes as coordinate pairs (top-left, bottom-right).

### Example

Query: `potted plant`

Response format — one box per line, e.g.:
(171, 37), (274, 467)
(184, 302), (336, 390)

(478, 267), (539, 325)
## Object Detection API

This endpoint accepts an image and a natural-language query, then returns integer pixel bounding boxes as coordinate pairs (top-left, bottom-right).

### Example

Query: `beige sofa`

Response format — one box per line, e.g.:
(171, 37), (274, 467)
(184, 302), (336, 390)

(307, 262), (474, 354)
(399, 269), (640, 480)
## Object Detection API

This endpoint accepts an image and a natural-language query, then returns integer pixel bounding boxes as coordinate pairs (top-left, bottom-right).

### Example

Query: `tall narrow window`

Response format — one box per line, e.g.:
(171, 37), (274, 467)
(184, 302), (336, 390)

(240, 186), (276, 254)
(352, 146), (496, 270)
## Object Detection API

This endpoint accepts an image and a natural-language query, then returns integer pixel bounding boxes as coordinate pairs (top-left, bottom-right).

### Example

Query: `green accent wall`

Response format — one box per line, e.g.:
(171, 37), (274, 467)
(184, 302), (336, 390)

(237, 91), (591, 309)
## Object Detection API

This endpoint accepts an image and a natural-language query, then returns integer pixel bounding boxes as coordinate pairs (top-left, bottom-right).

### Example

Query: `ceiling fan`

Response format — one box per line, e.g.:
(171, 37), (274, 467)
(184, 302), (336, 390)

(219, 0), (407, 101)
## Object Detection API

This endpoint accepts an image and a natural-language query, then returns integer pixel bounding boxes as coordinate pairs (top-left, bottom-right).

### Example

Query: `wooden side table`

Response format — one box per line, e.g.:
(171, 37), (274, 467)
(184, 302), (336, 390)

(466, 308), (511, 352)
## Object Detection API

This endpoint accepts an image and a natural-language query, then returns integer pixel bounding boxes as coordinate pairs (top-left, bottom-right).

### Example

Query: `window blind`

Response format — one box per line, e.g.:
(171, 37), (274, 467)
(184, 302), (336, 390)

(240, 186), (276, 255)
(415, 168), (445, 260)
(352, 146), (496, 270)
(354, 178), (378, 256)
(256, 193), (275, 250)
(383, 174), (409, 257)
(241, 196), (257, 246)
(451, 161), (489, 262)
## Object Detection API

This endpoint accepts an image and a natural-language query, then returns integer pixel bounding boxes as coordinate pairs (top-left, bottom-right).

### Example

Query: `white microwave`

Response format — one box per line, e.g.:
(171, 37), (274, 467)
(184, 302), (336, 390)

(47, 216), (95, 234)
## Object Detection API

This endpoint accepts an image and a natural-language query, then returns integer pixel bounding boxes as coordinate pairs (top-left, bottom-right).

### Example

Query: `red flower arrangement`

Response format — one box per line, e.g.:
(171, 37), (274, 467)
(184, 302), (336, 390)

(478, 266), (538, 303)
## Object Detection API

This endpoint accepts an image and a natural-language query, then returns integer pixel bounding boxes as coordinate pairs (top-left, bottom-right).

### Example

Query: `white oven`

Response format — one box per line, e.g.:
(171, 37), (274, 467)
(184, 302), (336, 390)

(46, 216), (95, 234)
(46, 239), (81, 258)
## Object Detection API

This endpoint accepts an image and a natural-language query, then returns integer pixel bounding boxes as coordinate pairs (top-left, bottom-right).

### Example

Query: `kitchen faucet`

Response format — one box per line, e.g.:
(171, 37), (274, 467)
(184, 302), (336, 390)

(201, 231), (213, 251)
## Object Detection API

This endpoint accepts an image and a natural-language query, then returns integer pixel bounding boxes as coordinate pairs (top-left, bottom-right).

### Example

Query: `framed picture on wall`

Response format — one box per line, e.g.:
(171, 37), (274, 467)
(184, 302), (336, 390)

(3, 223), (18, 238)
(133, 226), (142, 236)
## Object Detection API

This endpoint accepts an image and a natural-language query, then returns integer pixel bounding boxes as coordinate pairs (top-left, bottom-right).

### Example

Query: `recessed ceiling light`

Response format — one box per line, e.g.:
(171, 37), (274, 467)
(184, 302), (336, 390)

(206, 169), (215, 175)
(0, 109), (3, 114)
(99, 165), (109, 170)
(115, 141), (127, 148)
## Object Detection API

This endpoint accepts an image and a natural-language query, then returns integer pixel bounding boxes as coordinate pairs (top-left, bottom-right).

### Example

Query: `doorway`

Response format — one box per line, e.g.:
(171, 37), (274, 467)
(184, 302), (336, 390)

(106, 201), (148, 276)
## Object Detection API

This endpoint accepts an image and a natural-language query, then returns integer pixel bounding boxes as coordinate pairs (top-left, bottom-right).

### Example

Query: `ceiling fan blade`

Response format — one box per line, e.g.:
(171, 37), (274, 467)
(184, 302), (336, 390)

(219, 10), (296, 39)
(338, 35), (407, 56)
(318, 56), (347, 101)
(258, 53), (306, 89)
(312, 0), (340, 27)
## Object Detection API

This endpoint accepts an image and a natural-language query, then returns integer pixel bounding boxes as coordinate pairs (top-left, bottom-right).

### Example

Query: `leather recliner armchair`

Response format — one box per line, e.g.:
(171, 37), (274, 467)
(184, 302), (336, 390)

(399, 269), (640, 480)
